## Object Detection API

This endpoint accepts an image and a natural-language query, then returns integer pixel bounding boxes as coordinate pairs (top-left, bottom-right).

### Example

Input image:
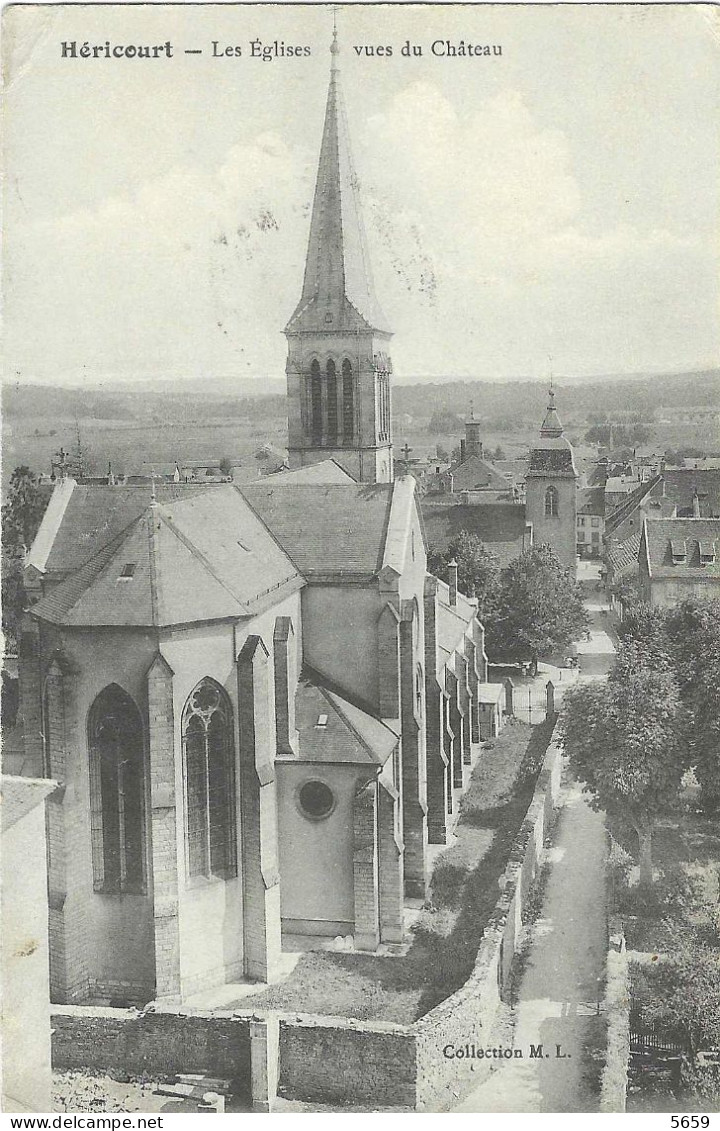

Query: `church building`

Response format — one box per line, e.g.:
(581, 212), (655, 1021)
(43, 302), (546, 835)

(16, 32), (492, 1006)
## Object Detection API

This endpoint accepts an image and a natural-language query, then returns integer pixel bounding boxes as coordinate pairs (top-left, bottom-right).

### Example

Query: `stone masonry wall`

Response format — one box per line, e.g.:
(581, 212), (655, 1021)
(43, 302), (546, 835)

(278, 1015), (417, 1109)
(413, 733), (563, 1112)
(51, 1006), (251, 1085)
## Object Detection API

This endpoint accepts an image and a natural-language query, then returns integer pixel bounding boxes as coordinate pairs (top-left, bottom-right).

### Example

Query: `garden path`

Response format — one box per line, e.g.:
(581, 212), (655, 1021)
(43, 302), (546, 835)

(455, 564), (614, 1112)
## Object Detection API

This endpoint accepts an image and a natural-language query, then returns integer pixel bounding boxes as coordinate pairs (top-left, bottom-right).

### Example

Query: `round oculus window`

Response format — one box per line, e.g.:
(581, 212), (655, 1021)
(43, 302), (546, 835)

(298, 780), (335, 820)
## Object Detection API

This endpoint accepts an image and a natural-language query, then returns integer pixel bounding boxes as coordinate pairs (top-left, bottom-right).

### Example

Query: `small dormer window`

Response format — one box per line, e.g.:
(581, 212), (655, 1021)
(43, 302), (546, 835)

(119, 563), (136, 580)
(316, 713), (328, 728)
(699, 540), (716, 565)
(670, 540), (686, 563)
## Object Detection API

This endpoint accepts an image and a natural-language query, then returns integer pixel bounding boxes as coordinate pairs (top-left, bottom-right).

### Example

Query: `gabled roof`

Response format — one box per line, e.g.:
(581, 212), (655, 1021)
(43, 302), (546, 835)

(421, 499), (530, 568)
(642, 517), (720, 580)
(446, 454), (509, 491)
(661, 469), (720, 518)
(31, 487), (301, 627)
(240, 482), (395, 578)
(285, 34), (391, 337)
(267, 458), (356, 485)
(604, 473), (663, 535)
(290, 667), (398, 765)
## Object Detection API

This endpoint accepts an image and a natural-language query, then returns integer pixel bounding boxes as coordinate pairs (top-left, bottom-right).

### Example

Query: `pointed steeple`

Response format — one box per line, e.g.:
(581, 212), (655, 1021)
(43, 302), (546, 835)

(286, 28), (391, 335)
(540, 385), (564, 439)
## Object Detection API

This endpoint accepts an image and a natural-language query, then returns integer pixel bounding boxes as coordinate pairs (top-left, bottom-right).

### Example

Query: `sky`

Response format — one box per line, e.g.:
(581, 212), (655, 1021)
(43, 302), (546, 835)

(3, 2), (720, 386)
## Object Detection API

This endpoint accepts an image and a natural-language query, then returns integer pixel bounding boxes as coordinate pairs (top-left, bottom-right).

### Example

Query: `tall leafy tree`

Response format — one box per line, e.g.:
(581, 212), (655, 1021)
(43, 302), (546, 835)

(488, 543), (587, 670)
(1, 466), (48, 650)
(665, 598), (720, 810)
(560, 641), (685, 885)
(428, 532), (501, 627)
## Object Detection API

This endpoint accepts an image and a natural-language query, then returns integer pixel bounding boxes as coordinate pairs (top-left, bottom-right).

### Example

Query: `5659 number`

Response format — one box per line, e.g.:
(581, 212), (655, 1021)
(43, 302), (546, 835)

(671, 1118), (710, 1128)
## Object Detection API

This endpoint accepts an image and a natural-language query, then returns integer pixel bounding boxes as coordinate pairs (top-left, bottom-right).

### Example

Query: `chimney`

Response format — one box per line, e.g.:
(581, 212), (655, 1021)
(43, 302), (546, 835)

(460, 438), (466, 463)
(693, 489), (701, 518)
(448, 559), (458, 606)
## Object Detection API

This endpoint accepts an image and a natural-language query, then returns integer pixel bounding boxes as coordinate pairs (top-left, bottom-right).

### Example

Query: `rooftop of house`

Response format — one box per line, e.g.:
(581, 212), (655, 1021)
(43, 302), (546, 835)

(660, 468), (720, 518)
(642, 517), (720, 580)
(290, 667), (399, 766)
(443, 454), (510, 491)
(604, 473), (663, 535)
(422, 499), (530, 568)
(264, 458), (355, 485)
(606, 531), (641, 582)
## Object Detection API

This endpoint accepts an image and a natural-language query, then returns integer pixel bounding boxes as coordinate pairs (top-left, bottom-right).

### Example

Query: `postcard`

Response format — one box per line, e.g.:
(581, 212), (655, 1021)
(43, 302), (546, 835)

(2, 1), (719, 1116)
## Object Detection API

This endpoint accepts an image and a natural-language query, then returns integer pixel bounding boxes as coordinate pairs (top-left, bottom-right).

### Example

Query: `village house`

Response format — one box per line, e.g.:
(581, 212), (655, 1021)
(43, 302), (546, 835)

(638, 517), (720, 607)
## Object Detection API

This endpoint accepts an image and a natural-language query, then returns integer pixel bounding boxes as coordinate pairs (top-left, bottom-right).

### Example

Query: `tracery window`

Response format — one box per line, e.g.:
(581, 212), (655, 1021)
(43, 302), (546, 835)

(342, 359), (354, 442)
(183, 679), (237, 880)
(544, 486), (559, 517)
(88, 685), (146, 894)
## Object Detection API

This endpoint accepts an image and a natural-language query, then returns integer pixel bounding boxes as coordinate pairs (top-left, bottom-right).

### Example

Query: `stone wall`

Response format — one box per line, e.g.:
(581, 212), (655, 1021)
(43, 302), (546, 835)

(599, 927), (630, 1113)
(278, 1015), (417, 1108)
(413, 734), (563, 1111)
(51, 1005), (251, 1085)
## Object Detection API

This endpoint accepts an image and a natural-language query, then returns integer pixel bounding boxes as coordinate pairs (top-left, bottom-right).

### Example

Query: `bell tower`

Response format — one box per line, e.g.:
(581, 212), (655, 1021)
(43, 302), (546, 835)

(284, 28), (393, 483)
(525, 386), (579, 577)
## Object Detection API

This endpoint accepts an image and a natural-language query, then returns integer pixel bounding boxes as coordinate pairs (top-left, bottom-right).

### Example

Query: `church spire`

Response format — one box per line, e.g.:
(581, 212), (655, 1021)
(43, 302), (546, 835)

(540, 385), (564, 439)
(285, 26), (391, 335)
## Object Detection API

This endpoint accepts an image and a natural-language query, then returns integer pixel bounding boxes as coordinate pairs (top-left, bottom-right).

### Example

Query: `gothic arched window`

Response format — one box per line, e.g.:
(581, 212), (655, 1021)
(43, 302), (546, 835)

(545, 486), (559, 517)
(326, 359), (337, 441)
(342, 359), (354, 442)
(310, 360), (322, 442)
(183, 679), (237, 881)
(88, 684), (146, 894)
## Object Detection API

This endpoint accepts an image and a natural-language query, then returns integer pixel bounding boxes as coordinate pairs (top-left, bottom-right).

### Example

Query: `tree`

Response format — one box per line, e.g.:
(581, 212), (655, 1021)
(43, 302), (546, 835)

(219, 456), (234, 477)
(487, 544), (587, 670)
(427, 532), (501, 627)
(1, 466), (48, 650)
(634, 933), (720, 1054)
(435, 443), (449, 463)
(560, 642), (685, 885)
(2, 466), (46, 552)
(492, 444), (506, 461)
(665, 598), (720, 810)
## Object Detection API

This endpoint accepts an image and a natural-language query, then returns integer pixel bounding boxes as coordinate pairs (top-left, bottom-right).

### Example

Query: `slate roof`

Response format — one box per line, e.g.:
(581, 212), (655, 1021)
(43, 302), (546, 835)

(2, 775), (59, 833)
(527, 437), (577, 477)
(421, 500), (530, 568)
(285, 36), (391, 336)
(267, 459), (356, 485)
(643, 518), (720, 580)
(606, 531), (641, 581)
(446, 454), (509, 492)
(36, 483), (216, 579)
(31, 487), (301, 627)
(661, 469), (720, 518)
(604, 474), (663, 535)
(240, 483), (394, 577)
(289, 667), (399, 765)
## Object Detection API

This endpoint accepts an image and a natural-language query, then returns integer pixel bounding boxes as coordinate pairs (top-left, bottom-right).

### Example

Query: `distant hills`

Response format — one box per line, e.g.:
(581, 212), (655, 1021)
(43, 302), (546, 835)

(3, 368), (718, 429)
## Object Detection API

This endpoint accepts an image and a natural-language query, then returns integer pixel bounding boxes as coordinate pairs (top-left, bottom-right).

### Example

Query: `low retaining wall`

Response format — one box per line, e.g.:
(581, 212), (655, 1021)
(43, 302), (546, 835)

(51, 733), (564, 1112)
(413, 734), (564, 1111)
(279, 1015), (416, 1108)
(599, 926), (630, 1113)
(51, 1005), (251, 1085)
